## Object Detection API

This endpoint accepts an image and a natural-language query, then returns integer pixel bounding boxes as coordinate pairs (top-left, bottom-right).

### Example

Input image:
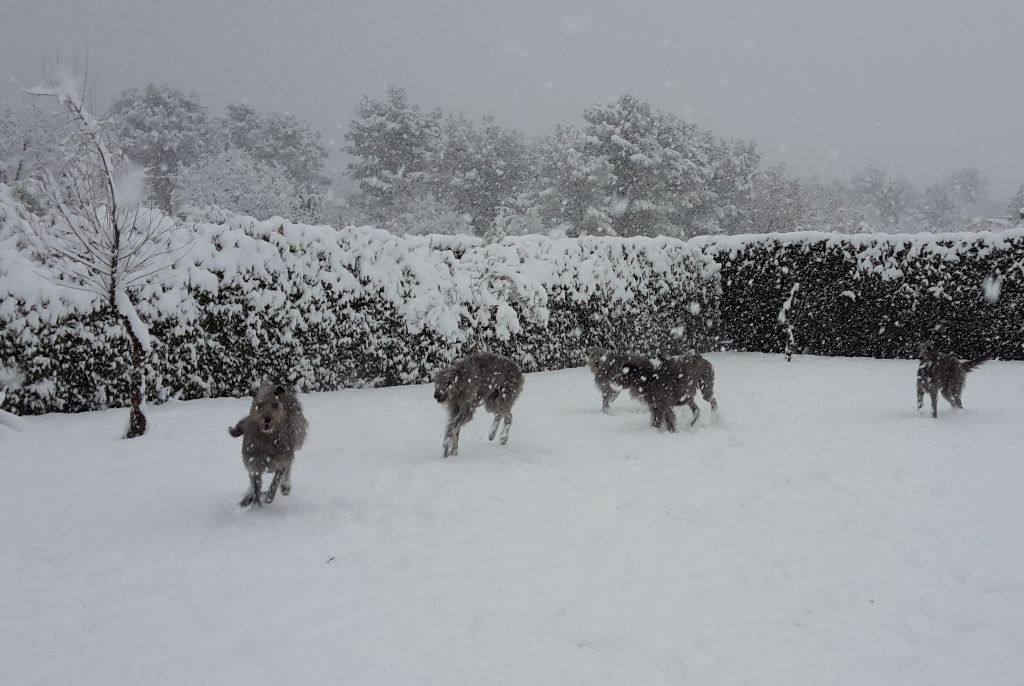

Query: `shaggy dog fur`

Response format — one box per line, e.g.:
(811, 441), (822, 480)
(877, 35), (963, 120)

(434, 352), (524, 458)
(666, 351), (718, 423)
(228, 383), (308, 507)
(916, 342), (989, 418)
(610, 356), (690, 432)
(591, 347), (718, 428)
(585, 346), (648, 412)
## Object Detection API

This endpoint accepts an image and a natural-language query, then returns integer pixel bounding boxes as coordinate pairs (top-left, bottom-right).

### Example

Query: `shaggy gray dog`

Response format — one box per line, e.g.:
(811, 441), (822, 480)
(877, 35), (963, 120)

(228, 383), (308, 507)
(610, 356), (688, 432)
(916, 342), (989, 418)
(669, 351), (719, 419)
(608, 352), (718, 431)
(434, 352), (524, 458)
(585, 346), (648, 412)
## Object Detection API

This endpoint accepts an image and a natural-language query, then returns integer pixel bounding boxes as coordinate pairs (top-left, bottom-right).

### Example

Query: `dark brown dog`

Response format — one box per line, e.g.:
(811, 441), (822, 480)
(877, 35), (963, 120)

(916, 342), (989, 418)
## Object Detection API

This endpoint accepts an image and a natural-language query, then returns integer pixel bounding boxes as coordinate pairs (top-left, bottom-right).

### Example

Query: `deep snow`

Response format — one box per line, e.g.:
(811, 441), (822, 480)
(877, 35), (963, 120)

(2, 353), (1023, 685)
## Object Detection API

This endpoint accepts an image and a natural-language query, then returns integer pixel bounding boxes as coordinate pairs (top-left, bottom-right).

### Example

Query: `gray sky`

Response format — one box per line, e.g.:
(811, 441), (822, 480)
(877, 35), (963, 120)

(3, 0), (1022, 195)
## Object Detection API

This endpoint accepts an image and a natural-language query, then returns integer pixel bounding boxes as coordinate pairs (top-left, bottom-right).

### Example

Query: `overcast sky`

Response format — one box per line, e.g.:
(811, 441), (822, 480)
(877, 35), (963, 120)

(2, 0), (1021, 195)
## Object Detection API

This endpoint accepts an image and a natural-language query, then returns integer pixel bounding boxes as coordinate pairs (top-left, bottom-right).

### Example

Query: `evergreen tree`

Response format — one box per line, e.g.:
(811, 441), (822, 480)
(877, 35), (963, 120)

(110, 83), (214, 211)
(344, 86), (442, 222)
(220, 104), (329, 191)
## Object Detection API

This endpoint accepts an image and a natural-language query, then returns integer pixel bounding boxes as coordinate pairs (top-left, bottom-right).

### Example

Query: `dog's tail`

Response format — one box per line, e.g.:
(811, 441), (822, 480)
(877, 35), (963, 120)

(962, 355), (991, 374)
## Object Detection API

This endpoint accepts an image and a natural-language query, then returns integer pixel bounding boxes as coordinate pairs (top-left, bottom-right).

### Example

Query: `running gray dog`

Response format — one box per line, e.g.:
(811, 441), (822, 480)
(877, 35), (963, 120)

(433, 352), (524, 458)
(609, 356), (687, 432)
(589, 347), (717, 424)
(916, 341), (989, 418)
(228, 383), (308, 507)
(669, 351), (718, 420)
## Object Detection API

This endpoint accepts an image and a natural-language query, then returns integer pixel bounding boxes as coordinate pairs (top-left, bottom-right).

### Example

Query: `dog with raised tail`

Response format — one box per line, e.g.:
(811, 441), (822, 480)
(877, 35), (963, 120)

(916, 341), (990, 418)
(228, 383), (308, 507)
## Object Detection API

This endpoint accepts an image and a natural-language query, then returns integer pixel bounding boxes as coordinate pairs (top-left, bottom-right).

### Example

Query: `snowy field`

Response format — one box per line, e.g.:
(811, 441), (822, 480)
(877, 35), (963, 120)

(3, 352), (1023, 685)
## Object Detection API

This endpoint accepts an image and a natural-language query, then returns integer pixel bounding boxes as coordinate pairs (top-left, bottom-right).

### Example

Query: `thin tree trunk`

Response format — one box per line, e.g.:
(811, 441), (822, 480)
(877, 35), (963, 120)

(123, 316), (147, 439)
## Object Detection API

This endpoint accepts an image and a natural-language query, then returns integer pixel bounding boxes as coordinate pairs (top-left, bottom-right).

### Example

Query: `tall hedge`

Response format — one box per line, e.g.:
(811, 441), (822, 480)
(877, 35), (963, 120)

(696, 230), (1024, 360)
(1, 205), (720, 415)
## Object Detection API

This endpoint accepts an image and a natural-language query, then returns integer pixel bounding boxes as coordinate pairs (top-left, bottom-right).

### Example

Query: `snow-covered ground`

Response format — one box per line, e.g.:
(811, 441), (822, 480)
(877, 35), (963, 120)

(3, 353), (1023, 685)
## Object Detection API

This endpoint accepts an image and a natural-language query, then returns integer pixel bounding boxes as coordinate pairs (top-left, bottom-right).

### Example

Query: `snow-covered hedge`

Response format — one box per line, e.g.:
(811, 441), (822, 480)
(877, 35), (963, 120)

(1, 200), (719, 415)
(696, 230), (1024, 360)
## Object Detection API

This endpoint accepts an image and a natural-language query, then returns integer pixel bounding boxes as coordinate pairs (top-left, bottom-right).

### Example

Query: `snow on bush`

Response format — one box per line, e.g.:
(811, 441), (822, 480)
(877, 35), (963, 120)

(1, 190), (719, 415)
(696, 230), (1024, 360)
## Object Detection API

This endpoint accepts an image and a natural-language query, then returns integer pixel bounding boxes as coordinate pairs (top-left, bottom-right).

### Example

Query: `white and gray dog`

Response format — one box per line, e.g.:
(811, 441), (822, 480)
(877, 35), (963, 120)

(433, 352), (524, 458)
(228, 383), (308, 507)
(916, 341), (989, 418)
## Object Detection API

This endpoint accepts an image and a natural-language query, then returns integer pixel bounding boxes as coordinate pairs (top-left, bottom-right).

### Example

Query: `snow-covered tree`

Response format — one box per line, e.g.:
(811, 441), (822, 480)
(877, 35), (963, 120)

(110, 83), (215, 212)
(432, 115), (532, 235)
(385, 194), (473, 236)
(581, 94), (758, 238)
(23, 67), (190, 438)
(877, 178), (916, 228)
(944, 167), (988, 207)
(919, 182), (958, 230)
(1007, 185), (1024, 225)
(749, 165), (811, 233)
(171, 148), (321, 223)
(849, 165), (888, 213)
(0, 93), (74, 189)
(803, 179), (870, 233)
(345, 86), (442, 222)
(532, 125), (615, 236)
(220, 104), (329, 192)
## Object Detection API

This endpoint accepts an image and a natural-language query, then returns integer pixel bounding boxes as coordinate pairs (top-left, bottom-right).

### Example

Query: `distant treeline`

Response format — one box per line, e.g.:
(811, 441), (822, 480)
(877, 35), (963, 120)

(2, 83), (1021, 237)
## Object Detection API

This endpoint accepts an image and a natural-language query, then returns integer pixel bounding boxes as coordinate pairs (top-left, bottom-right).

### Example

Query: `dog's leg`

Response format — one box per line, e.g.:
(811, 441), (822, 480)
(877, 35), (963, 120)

(443, 413), (457, 457)
(488, 413), (501, 441)
(703, 386), (718, 412)
(601, 387), (619, 413)
(443, 411), (468, 457)
(442, 426), (454, 458)
(941, 388), (958, 409)
(930, 389), (938, 419)
(648, 402), (661, 428)
(916, 378), (925, 414)
(500, 413), (513, 445)
(280, 466), (291, 496)
(663, 404), (677, 433)
(686, 398), (701, 427)
(239, 473), (262, 507)
(264, 469), (285, 504)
